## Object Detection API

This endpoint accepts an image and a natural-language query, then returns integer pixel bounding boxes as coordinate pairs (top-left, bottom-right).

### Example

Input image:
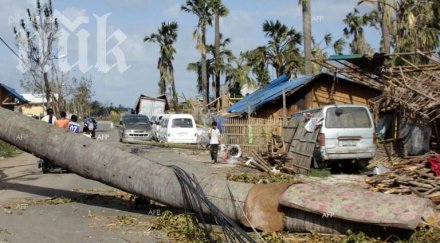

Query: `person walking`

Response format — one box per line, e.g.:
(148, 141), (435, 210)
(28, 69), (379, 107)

(55, 111), (69, 129)
(208, 121), (221, 164)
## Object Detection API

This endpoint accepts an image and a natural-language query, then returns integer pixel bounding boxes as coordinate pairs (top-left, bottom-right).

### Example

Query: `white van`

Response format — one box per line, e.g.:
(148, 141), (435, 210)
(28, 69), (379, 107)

(294, 104), (377, 165)
(159, 114), (197, 144)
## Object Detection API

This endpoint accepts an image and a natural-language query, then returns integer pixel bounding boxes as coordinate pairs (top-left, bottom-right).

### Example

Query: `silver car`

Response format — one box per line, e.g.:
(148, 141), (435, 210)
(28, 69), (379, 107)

(119, 114), (153, 142)
(294, 104), (377, 166)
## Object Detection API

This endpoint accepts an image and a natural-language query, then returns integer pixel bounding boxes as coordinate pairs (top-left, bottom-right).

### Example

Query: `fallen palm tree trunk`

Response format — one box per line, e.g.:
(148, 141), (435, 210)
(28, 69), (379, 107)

(0, 107), (252, 222)
(0, 107), (435, 237)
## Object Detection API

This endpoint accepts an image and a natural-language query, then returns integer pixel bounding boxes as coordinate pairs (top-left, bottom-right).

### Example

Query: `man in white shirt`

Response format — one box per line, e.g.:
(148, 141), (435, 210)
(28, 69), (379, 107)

(208, 121), (221, 164)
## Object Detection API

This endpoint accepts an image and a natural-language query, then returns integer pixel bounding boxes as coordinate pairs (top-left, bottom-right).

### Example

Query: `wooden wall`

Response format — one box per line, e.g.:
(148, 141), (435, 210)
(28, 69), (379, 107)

(252, 77), (380, 119)
(312, 79), (379, 108)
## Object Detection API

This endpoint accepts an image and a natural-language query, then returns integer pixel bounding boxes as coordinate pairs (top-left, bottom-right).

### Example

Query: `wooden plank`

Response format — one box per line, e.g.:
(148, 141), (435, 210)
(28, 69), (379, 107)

(284, 114), (321, 175)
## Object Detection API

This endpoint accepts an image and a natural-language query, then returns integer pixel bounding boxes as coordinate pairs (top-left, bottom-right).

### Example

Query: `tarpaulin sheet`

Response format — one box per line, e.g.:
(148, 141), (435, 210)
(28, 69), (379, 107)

(279, 183), (431, 230)
(398, 122), (431, 156)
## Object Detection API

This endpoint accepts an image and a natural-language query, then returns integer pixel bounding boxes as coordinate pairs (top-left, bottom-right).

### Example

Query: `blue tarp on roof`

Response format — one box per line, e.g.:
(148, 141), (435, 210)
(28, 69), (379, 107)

(227, 74), (314, 114)
(0, 83), (28, 103)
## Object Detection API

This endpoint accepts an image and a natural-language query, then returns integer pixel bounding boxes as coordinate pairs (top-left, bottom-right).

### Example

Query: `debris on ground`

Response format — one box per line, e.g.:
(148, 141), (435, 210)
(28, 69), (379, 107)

(236, 134), (303, 175)
(151, 210), (220, 242)
(365, 152), (440, 209)
(2, 196), (72, 208)
(226, 172), (300, 184)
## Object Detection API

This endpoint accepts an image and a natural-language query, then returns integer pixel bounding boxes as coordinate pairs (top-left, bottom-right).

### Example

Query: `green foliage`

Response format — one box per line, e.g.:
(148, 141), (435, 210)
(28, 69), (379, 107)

(342, 230), (383, 243)
(0, 140), (19, 158)
(309, 168), (331, 177)
(404, 226), (440, 243)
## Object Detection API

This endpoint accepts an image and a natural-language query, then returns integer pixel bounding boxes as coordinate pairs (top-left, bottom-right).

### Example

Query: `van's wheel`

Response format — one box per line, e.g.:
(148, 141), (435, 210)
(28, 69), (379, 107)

(357, 159), (370, 172)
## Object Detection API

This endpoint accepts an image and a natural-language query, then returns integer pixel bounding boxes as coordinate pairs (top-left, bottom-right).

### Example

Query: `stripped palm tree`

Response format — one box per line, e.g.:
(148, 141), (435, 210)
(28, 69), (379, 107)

(299, 0), (313, 75)
(144, 22), (180, 111)
(211, 0), (229, 101)
(181, 0), (215, 108)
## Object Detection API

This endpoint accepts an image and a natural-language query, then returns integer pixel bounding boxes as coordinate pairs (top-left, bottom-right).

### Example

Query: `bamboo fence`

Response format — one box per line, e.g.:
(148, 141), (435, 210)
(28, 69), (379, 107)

(221, 117), (283, 155)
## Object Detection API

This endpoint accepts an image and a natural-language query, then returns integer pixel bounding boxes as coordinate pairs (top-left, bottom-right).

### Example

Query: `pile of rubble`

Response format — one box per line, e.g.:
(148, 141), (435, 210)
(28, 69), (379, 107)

(238, 135), (295, 174)
(366, 153), (440, 209)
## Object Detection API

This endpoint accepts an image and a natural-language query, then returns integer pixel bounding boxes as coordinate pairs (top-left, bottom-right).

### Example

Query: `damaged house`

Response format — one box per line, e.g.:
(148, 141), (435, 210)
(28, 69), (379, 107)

(0, 83), (28, 111)
(317, 52), (440, 156)
(227, 72), (380, 118)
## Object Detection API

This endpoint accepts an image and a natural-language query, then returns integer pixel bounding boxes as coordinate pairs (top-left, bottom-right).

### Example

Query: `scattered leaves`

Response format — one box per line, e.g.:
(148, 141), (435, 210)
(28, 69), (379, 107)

(152, 210), (220, 242)
(226, 172), (299, 184)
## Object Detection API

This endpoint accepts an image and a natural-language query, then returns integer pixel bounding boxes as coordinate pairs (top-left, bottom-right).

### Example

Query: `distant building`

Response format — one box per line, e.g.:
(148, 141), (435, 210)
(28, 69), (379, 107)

(20, 93), (47, 117)
(0, 83), (28, 111)
(134, 94), (169, 118)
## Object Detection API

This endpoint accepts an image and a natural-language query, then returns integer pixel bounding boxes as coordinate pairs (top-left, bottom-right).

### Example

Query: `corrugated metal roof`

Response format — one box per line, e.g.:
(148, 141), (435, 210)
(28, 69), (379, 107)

(227, 74), (314, 114)
(0, 83), (28, 103)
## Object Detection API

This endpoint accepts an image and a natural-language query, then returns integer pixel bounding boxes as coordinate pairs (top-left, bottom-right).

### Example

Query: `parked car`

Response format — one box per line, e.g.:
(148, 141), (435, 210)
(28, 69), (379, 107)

(119, 114), (153, 142)
(158, 114), (197, 144)
(293, 104), (377, 167)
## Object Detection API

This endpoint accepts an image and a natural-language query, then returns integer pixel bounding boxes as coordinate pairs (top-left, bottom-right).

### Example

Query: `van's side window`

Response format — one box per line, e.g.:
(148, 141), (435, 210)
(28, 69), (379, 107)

(325, 107), (372, 128)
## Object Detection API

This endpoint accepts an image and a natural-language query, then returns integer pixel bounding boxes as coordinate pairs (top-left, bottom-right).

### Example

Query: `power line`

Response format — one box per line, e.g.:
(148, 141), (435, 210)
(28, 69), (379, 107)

(0, 36), (19, 59)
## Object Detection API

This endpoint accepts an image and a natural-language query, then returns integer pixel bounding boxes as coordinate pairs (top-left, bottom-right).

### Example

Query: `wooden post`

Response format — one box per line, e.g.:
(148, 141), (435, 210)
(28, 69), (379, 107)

(247, 102), (251, 119)
(282, 89), (287, 125)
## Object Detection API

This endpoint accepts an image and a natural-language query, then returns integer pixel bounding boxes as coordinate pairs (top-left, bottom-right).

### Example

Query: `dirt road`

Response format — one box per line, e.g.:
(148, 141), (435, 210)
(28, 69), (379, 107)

(0, 126), (243, 243)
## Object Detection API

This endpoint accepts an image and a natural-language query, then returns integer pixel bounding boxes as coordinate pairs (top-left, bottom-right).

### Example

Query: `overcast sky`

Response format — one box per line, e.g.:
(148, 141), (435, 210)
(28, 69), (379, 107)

(0, 0), (379, 107)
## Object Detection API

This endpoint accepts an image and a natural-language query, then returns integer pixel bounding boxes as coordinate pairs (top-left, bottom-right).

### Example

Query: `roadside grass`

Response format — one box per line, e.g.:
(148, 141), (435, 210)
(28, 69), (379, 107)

(309, 168), (331, 177)
(0, 139), (20, 158)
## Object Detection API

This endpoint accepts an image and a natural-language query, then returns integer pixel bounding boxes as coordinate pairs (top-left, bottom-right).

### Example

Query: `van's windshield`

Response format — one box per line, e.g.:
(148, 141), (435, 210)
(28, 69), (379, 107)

(325, 107), (371, 128)
(171, 118), (193, 128)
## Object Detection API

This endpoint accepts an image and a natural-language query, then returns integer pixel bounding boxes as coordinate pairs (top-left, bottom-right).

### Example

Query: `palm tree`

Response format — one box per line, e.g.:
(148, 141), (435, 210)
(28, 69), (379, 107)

(206, 35), (234, 95)
(225, 57), (254, 98)
(242, 47), (271, 86)
(181, 0), (215, 108)
(394, 0), (440, 53)
(187, 60), (214, 95)
(299, 0), (313, 75)
(144, 22), (180, 111)
(211, 0), (229, 101)
(378, 0), (393, 54)
(343, 8), (377, 54)
(262, 20), (303, 77)
(311, 33), (346, 73)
